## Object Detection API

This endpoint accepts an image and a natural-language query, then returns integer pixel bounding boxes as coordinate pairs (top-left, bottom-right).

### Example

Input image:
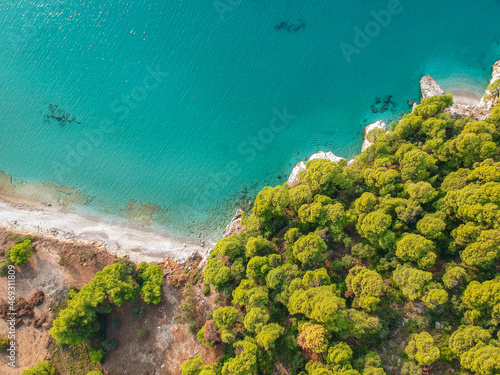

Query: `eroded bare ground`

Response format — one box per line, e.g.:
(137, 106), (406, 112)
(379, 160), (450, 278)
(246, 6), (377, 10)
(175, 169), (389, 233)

(103, 281), (222, 375)
(0, 229), (221, 375)
(0, 229), (115, 374)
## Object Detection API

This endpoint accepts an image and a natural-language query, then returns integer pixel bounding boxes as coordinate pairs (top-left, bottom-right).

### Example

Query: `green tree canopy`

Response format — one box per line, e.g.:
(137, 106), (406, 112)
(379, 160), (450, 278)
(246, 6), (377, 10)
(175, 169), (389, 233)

(345, 266), (386, 311)
(9, 239), (32, 265)
(136, 262), (163, 305)
(405, 332), (440, 366)
(292, 233), (327, 267)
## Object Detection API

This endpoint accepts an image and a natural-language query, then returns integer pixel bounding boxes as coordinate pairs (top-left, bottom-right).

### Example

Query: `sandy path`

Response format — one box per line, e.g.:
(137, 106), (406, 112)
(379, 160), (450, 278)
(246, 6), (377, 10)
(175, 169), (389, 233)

(0, 199), (212, 263)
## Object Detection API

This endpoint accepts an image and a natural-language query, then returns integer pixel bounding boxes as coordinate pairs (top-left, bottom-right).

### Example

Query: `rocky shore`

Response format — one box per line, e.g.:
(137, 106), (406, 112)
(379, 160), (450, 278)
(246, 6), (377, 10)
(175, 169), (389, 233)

(282, 58), (500, 193)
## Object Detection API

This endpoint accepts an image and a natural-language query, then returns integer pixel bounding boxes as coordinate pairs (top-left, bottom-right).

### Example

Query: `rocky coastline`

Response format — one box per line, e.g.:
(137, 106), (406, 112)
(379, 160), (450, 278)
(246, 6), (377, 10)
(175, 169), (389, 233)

(278, 58), (500, 198)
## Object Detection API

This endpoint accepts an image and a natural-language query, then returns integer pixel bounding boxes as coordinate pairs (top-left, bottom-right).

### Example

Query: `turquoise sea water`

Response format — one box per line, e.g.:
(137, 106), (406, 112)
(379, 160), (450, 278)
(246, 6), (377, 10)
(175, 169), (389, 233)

(1, 0), (500, 238)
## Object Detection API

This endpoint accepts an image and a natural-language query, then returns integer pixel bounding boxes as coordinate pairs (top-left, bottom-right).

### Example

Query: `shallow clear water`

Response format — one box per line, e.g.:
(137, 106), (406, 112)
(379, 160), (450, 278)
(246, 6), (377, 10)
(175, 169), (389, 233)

(0, 0), (499, 238)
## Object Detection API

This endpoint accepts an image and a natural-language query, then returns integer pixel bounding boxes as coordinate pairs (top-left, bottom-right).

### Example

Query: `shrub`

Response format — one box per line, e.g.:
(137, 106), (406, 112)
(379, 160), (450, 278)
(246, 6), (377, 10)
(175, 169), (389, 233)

(22, 361), (55, 375)
(90, 348), (104, 363)
(137, 328), (149, 338)
(0, 336), (9, 352)
(131, 306), (146, 318)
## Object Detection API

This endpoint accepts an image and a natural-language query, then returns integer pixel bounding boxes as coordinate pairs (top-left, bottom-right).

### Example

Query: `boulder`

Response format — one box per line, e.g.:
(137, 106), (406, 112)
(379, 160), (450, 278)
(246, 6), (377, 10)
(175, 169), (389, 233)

(420, 75), (444, 100)
(223, 207), (244, 238)
(286, 161), (306, 187)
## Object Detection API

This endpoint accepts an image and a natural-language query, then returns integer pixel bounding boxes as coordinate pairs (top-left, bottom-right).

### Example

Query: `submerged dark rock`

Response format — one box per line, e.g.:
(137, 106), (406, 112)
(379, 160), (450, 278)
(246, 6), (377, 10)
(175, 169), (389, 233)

(44, 104), (81, 127)
(274, 20), (306, 32)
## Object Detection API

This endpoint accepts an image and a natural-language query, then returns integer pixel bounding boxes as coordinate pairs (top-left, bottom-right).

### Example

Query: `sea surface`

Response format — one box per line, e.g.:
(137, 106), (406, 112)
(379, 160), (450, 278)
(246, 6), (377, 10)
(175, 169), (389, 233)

(0, 0), (500, 238)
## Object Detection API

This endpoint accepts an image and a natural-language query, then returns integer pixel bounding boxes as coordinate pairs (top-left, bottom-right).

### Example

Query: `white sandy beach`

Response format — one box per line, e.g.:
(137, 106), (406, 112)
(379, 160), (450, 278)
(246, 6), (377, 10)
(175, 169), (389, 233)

(0, 199), (211, 263)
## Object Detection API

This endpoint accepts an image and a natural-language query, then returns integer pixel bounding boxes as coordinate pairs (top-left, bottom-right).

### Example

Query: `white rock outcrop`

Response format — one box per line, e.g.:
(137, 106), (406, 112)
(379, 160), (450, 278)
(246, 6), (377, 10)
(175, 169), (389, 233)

(420, 75), (444, 100)
(223, 207), (244, 237)
(286, 161), (306, 187)
(474, 59), (500, 120)
(309, 151), (344, 163)
(361, 120), (387, 152)
(418, 59), (500, 120)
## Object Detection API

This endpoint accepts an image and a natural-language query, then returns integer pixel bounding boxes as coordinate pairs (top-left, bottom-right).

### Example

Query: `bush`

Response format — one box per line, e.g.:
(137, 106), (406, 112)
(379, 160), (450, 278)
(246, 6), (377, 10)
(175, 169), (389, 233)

(0, 258), (10, 277)
(131, 306), (146, 318)
(101, 338), (117, 351)
(22, 361), (55, 375)
(0, 336), (9, 352)
(137, 328), (148, 338)
(90, 348), (104, 363)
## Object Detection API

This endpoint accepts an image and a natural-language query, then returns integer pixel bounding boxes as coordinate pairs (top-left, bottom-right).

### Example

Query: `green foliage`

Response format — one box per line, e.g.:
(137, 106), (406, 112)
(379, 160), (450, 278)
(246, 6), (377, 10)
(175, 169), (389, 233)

(459, 342), (500, 375)
(246, 256), (271, 283)
(345, 266), (385, 311)
(245, 236), (273, 258)
(443, 265), (467, 289)
(405, 332), (440, 366)
(396, 234), (436, 269)
(297, 322), (328, 353)
(254, 185), (290, 222)
(90, 348), (104, 363)
(86, 372), (104, 375)
(460, 229), (500, 268)
(461, 279), (500, 325)
(0, 258), (10, 277)
(136, 262), (163, 304)
(357, 211), (395, 250)
(244, 307), (269, 333)
(448, 325), (491, 356)
(50, 263), (138, 346)
(0, 336), (8, 352)
(417, 213), (446, 240)
(185, 94), (500, 375)
(413, 94), (453, 118)
(22, 361), (55, 375)
(255, 323), (284, 351)
(400, 361), (422, 375)
(213, 306), (241, 329)
(205, 258), (231, 291)
(9, 239), (32, 265)
(392, 264), (432, 301)
(292, 233), (327, 267)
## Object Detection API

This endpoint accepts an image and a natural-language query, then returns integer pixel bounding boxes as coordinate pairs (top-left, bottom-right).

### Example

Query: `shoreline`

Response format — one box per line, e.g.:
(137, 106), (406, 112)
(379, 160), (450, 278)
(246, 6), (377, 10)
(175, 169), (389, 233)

(0, 59), (498, 264)
(0, 199), (210, 263)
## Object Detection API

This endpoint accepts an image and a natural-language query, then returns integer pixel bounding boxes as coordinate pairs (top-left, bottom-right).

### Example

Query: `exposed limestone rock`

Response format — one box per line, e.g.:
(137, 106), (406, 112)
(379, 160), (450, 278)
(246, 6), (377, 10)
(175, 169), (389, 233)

(223, 207), (244, 238)
(420, 75), (444, 100)
(309, 151), (344, 163)
(474, 59), (500, 120)
(418, 59), (500, 120)
(286, 161), (306, 187)
(362, 120), (387, 152)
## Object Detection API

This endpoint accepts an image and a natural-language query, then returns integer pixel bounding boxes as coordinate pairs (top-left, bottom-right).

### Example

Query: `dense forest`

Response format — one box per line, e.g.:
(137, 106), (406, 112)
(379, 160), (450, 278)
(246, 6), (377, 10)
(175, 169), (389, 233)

(186, 94), (500, 375)
(14, 92), (500, 375)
